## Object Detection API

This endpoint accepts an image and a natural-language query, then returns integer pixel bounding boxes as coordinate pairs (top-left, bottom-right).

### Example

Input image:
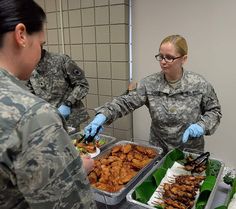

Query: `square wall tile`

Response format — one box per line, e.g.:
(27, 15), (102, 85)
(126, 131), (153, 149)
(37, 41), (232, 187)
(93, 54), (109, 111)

(70, 27), (82, 44)
(96, 26), (110, 43)
(110, 0), (129, 5)
(68, 0), (81, 9)
(98, 62), (111, 78)
(112, 80), (128, 96)
(64, 45), (71, 56)
(95, 6), (109, 25)
(112, 62), (129, 79)
(99, 95), (112, 106)
(110, 5), (129, 24)
(81, 8), (95, 26)
(83, 44), (96, 61)
(95, 0), (109, 6)
(110, 24), (128, 43)
(47, 29), (59, 44)
(98, 79), (112, 95)
(75, 61), (84, 70)
(87, 78), (98, 94)
(61, 0), (68, 10)
(35, 0), (45, 9)
(102, 127), (114, 136)
(58, 45), (64, 54)
(82, 26), (95, 43)
(62, 11), (69, 27)
(48, 45), (59, 53)
(113, 129), (132, 140)
(47, 12), (58, 29)
(81, 0), (94, 8)
(63, 28), (70, 44)
(86, 94), (99, 109)
(114, 114), (132, 130)
(84, 62), (97, 77)
(69, 10), (81, 27)
(71, 45), (83, 60)
(111, 44), (129, 61)
(45, 0), (57, 12)
(86, 109), (97, 123)
(96, 44), (110, 61)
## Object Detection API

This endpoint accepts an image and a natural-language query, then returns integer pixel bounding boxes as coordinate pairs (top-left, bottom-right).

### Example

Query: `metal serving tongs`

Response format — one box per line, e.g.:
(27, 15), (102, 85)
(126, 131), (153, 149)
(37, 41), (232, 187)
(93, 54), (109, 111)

(77, 126), (102, 144)
(184, 151), (210, 172)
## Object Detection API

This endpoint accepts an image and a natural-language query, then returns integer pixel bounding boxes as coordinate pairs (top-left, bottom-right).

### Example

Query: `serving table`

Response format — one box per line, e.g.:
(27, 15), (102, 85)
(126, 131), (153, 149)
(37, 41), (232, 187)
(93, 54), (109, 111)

(96, 181), (231, 209)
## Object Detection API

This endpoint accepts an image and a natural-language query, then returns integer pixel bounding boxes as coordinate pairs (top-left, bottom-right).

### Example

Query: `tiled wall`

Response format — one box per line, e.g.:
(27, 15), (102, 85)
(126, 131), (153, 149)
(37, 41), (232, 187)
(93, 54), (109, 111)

(35, 0), (132, 140)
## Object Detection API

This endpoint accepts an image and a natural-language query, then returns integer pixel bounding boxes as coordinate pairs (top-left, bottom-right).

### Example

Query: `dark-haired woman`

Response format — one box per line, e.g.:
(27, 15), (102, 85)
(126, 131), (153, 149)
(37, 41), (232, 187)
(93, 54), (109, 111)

(0, 0), (96, 208)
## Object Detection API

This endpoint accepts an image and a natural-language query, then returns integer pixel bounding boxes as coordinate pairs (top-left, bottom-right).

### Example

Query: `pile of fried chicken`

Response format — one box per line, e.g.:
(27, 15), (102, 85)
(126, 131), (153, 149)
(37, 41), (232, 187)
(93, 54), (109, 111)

(88, 143), (157, 192)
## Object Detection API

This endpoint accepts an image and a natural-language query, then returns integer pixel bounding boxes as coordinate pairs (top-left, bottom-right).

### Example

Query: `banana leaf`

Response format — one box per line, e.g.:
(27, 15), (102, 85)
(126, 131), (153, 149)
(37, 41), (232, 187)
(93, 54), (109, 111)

(133, 148), (221, 209)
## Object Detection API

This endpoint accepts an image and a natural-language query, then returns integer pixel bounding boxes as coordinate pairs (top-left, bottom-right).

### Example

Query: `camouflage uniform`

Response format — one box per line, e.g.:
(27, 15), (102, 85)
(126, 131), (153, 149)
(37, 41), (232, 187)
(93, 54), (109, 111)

(0, 69), (97, 209)
(96, 70), (222, 154)
(27, 50), (89, 129)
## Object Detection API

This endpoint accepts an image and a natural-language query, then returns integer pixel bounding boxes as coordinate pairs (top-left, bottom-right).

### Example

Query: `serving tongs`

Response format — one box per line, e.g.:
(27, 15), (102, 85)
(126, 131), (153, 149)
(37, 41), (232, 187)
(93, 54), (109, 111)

(184, 151), (210, 172)
(77, 126), (102, 144)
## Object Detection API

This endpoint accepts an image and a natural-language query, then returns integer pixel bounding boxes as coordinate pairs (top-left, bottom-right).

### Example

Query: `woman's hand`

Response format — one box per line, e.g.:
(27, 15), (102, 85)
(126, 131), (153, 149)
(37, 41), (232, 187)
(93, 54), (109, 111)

(182, 124), (204, 143)
(81, 155), (94, 174)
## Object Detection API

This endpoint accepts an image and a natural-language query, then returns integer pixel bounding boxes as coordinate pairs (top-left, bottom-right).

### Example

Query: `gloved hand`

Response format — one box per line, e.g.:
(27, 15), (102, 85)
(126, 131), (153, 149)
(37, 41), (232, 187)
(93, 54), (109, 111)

(58, 104), (71, 119)
(84, 114), (106, 140)
(182, 124), (204, 143)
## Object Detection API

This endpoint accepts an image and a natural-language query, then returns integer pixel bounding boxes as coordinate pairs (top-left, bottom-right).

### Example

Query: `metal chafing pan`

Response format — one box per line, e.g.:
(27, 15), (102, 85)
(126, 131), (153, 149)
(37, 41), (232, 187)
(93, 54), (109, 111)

(91, 140), (163, 205)
(70, 132), (117, 151)
(126, 150), (225, 209)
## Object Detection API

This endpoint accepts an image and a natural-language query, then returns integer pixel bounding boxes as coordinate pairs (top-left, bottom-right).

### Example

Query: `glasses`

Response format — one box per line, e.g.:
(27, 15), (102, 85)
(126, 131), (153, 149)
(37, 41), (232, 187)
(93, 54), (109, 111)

(155, 54), (183, 63)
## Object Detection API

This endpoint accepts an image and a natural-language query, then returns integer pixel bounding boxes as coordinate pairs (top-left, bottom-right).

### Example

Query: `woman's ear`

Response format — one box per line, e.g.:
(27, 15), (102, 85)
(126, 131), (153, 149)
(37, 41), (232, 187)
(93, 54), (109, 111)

(182, 54), (188, 64)
(14, 23), (27, 48)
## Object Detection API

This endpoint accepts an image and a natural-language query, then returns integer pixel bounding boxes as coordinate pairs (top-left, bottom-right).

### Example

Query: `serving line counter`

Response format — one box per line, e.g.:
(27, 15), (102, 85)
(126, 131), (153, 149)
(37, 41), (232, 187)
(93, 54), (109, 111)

(69, 132), (233, 209)
(96, 176), (231, 209)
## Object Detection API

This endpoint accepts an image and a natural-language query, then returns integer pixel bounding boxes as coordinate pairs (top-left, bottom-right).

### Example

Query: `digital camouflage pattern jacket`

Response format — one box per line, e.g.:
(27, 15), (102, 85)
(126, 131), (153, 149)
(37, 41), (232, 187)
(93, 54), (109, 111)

(27, 50), (89, 129)
(0, 69), (96, 209)
(96, 70), (222, 154)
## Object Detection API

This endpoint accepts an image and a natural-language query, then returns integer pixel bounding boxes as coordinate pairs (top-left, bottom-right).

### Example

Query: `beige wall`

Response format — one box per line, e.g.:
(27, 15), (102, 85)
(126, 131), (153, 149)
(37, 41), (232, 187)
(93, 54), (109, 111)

(132, 0), (236, 167)
(35, 0), (132, 140)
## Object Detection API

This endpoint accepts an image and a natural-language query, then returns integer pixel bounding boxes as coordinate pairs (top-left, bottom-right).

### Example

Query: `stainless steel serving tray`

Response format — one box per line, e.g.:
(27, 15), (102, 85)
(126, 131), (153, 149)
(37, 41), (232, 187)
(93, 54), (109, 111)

(91, 140), (163, 205)
(70, 132), (117, 151)
(126, 150), (225, 209)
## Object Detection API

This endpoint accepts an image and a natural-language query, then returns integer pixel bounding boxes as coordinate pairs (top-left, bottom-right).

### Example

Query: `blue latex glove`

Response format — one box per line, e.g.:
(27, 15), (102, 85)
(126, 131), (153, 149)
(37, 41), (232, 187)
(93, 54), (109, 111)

(182, 124), (204, 143)
(84, 114), (106, 140)
(58, 104), (71, 119)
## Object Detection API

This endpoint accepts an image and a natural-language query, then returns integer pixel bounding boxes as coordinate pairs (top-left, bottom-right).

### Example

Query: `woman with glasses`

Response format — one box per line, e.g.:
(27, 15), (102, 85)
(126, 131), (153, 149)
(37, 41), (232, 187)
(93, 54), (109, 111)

(84, 34), (222, 154)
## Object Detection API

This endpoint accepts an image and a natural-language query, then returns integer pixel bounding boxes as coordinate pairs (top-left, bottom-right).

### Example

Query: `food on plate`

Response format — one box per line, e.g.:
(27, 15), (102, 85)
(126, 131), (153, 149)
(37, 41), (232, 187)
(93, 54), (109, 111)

(72, 136), (106, 155)
(88, 143), (158, 193)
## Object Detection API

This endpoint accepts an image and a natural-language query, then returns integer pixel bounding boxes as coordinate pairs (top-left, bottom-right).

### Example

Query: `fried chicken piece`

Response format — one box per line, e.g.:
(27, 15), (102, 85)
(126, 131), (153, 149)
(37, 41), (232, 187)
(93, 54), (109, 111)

(145, 147), (157, 158)
(133, 151), (144, 161)
(135, 145), (147, 154)
(118, 167), (137, 184)
(111, 145), (122, 153)
(131, 158), (152, 169)
(122, 144), (132, 153)
(127, 151), (134, 161)
(88, 171), (98, 184)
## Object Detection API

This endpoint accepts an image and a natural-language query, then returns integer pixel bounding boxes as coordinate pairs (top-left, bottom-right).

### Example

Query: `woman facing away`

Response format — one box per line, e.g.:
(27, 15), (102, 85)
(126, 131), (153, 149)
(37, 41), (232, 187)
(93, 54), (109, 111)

(0, 0), (96, 208)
